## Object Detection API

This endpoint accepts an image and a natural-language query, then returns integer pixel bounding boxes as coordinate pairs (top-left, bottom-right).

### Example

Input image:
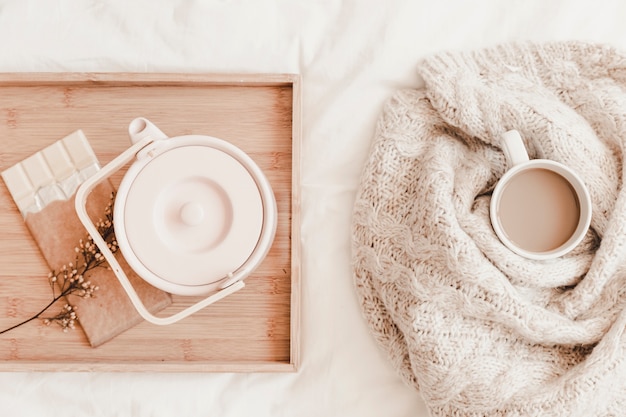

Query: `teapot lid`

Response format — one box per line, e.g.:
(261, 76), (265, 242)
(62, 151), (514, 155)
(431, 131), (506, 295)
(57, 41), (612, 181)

(114, 135), (264, 291)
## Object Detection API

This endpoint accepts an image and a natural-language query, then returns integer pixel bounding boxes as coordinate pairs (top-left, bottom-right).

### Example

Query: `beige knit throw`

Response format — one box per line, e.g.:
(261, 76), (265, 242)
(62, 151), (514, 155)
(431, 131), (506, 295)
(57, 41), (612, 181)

(352, 41), (626, 416)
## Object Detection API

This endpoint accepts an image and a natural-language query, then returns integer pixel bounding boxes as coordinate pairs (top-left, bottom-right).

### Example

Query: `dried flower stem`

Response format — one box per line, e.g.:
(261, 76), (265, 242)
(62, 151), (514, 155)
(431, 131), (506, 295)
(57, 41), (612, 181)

(0, 295), (63, 334)
(0, 192), (117, 335)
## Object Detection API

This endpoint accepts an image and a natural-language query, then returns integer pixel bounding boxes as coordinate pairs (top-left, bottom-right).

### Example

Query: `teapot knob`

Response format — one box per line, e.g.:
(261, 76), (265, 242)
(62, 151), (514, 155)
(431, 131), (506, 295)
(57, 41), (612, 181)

(180, 201), (205, 226)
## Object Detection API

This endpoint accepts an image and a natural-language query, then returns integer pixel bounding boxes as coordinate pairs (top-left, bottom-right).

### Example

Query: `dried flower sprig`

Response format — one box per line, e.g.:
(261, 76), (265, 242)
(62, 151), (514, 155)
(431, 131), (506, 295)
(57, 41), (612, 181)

(43, 304), (77, 332)
(0, 192), (117, 335)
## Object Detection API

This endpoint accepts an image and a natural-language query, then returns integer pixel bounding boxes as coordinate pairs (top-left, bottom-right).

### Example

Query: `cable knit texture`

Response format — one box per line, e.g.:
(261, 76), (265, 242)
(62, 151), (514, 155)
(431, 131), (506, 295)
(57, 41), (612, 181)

(352, 42), (626, 416)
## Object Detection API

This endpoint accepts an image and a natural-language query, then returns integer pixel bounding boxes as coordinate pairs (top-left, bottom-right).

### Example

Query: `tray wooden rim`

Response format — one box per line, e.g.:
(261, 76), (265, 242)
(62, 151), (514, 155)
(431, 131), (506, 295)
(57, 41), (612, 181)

(0, 72), (302, 373)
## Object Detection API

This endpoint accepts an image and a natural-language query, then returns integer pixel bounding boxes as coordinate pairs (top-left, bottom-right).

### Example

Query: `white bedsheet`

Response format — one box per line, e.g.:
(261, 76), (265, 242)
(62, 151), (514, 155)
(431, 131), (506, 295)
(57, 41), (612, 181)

(1, 0), (626, 416)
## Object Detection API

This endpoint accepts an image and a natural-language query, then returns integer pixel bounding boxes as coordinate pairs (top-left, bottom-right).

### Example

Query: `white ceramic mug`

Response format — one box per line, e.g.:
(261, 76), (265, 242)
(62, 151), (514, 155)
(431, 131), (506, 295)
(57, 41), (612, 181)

(490, 130), (592, 260)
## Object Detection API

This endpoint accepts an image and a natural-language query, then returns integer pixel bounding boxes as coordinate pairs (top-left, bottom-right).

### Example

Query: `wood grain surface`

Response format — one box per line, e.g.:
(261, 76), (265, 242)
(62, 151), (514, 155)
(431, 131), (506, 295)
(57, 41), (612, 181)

(0, 73), (301, 372)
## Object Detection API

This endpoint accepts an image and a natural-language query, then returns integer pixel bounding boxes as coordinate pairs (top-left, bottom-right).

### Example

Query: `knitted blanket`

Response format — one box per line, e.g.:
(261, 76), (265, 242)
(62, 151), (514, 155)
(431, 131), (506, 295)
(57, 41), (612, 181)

(352, 42), (626, 416)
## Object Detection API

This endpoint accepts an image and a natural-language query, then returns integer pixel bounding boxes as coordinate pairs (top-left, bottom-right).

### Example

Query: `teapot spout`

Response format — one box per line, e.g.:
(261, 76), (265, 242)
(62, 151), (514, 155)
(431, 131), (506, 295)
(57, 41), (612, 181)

(128, 117), (168, 145)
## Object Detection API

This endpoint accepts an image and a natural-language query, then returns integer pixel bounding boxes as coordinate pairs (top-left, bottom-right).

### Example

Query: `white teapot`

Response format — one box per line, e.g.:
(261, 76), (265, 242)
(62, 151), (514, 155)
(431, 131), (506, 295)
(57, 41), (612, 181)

(75, 118), (277, 325)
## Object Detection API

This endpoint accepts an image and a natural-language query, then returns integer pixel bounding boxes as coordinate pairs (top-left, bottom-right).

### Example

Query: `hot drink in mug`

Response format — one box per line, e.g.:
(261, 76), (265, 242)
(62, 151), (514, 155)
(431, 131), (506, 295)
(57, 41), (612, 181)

(490, 130), (592, 260)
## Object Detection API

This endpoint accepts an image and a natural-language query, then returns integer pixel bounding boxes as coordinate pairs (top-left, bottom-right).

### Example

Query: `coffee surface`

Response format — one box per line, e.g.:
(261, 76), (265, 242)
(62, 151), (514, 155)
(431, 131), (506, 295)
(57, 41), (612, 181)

(497, 168), (580, 253)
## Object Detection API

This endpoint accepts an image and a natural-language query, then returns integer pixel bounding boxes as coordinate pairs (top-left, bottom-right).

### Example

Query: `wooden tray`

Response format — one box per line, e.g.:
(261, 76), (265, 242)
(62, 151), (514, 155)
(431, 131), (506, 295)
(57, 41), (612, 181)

(0, 73), (301, 371)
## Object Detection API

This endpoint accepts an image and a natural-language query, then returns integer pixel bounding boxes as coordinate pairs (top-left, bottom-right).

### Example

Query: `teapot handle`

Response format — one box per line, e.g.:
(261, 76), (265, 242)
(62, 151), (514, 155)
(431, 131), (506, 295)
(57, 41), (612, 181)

(74, 136), (244, 325)
(128, 117), (168, 145)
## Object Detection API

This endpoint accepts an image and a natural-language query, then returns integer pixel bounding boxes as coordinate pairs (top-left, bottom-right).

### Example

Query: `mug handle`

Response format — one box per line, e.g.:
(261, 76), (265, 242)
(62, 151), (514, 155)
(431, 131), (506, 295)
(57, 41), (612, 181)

(501, 130), (529, 166)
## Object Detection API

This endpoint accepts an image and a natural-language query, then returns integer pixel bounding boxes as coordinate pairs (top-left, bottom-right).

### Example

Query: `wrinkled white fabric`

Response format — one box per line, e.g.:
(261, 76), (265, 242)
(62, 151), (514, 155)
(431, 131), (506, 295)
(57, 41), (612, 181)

(353, 41), (626, 416)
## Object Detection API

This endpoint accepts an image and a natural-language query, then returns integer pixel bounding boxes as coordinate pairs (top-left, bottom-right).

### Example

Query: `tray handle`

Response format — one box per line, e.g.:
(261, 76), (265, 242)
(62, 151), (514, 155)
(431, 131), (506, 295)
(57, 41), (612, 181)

(74, 136), (244, 325)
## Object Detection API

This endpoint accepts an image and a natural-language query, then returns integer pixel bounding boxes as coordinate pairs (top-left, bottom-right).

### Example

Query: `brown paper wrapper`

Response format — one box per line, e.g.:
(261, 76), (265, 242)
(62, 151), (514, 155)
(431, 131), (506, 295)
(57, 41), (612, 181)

(24, 180), (172, 347)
